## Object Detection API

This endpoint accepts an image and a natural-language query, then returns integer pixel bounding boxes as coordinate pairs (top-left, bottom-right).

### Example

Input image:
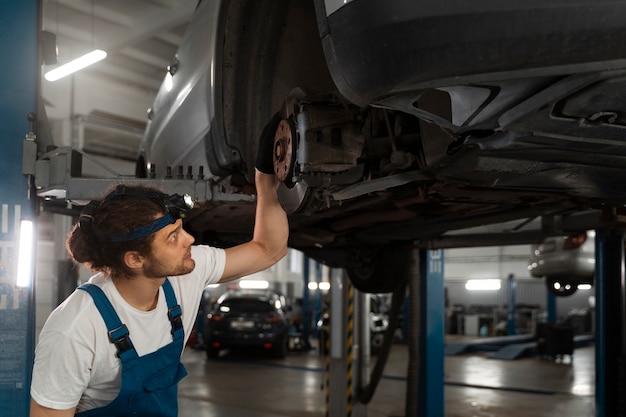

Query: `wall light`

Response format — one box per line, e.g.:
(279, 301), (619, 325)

(239, 280), (269, 289)
(308, 282), (331, 291)
(16, 220), (34, 287)
(44, 49), (107, 82)
(465, 279), (501, 291)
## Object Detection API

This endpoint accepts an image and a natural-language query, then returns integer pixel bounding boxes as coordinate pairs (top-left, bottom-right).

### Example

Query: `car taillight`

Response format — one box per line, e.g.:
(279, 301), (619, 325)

(563, 233), (587, 249)
(208, 314), (223, 322)
(264, 315), (282, 323)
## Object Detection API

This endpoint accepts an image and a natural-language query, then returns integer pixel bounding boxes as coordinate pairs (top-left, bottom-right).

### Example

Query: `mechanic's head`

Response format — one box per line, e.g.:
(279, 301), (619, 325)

(66, 184), (192, 278)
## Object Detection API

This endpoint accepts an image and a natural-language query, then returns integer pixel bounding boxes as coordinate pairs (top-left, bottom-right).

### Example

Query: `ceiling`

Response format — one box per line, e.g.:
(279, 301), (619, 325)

(41, 0), (196, 95)
(41, 0), (197, 160)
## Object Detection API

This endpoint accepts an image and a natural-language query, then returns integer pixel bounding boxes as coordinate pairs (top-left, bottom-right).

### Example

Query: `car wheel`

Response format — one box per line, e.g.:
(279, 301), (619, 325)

(206, 345), (220, 359)
(370, 332), (384, 355)
(545, 277), (578, 297)
(346, 245), (409, 293)
(272, 337), (288, 359)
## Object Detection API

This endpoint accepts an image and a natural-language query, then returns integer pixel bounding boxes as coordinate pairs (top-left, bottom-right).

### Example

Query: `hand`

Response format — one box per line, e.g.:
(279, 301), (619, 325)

(255, 112), (282, 175)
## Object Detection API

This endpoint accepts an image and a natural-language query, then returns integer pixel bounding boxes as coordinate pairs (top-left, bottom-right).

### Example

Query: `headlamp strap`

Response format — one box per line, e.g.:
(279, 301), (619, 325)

(108, 214), (175, 242)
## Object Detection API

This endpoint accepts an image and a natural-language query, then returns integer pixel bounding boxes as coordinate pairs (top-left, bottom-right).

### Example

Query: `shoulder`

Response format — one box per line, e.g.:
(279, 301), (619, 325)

(38, 283), (109, 353)
(187, 245), (226, 284)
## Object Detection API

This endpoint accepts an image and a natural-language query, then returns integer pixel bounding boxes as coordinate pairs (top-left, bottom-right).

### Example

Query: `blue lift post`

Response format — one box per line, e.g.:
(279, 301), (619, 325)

(506, 273), (517, 335)
(594, 229), (625, 417)
(546, 291), (557, 324)
(405, 249), (444, 416)
(0, 1), (38, 416)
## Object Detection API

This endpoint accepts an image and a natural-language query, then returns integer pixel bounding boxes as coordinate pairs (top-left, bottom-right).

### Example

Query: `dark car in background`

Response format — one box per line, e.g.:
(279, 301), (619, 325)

(138, 0), (626, 294)
(528, 232), (595, 296)
(203, 289), (291, 359)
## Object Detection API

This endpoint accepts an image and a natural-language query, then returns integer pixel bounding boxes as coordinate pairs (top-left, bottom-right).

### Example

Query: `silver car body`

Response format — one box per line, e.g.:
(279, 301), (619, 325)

(528, 232), (595, 281)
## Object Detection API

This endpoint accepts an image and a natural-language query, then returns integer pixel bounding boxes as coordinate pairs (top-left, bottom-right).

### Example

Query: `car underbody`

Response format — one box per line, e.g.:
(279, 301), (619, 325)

(131, 0), (626, 292)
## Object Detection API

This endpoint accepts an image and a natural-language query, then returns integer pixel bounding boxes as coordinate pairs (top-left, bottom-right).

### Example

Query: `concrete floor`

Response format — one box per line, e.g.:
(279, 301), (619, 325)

(178, 338), (595, 417)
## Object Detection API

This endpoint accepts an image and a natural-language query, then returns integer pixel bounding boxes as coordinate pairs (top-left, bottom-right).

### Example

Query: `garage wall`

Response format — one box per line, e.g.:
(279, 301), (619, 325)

(446, 279), (594, 319)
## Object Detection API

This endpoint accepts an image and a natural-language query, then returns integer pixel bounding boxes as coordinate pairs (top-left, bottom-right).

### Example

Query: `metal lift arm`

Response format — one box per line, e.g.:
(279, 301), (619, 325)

(32, 146), (256, 206)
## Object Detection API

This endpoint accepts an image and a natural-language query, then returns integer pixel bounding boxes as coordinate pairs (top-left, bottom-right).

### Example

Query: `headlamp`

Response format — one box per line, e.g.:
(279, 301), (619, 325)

(79, 184), (195, 242)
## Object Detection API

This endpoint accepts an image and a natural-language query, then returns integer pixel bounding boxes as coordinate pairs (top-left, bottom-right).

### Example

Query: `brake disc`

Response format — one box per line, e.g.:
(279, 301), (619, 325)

(273, 116), (311, 213)
(273, 119), (294, 183)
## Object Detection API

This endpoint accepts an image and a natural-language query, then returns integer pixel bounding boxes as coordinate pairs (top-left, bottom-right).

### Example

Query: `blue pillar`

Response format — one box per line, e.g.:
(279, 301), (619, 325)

(506, 274), (517, 335)
(301, 255), (312, 348)
(415, 249), (445, 416)
(594, 229), (624, 417)
(546, 291), (557, 323)
(0, 1), (38, 416)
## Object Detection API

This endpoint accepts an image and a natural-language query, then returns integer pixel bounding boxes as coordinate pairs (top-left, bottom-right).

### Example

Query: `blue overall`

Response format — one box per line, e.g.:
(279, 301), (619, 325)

(75, 279), (188, 417)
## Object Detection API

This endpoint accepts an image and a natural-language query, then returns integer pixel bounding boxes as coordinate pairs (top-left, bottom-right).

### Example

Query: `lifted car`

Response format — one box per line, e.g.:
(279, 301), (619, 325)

(137, 0), (626, 293)
(528, 232), (595, 296)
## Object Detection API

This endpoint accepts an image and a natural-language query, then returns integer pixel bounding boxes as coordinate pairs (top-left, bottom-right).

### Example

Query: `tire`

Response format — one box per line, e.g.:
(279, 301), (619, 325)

(545, 277), (578, 297)
(206, 345), (220, 359)
(346, 245), (409, 293)
(370, 332), (384, 355)
(272, 337), (288, 359)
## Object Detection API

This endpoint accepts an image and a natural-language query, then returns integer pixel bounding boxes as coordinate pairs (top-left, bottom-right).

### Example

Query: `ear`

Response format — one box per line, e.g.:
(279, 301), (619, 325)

(123, 251), (144, 270)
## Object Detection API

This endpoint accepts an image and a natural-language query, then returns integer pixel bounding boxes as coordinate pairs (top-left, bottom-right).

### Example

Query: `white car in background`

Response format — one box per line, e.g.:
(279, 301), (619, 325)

(528, 231), (595, 296)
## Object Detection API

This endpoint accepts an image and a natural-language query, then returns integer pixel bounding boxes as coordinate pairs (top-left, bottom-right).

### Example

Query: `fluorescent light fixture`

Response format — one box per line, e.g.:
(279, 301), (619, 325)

(239, 279), (269, 289)
(308, 282), (331, 291)
(465, 279), (501, 291)
(164, 72), (174, 92)
(44, 49), (107, 81)
(16, 220), (34, 287)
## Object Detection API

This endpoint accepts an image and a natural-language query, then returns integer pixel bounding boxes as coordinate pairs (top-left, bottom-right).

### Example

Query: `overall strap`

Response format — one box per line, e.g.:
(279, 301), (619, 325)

(161, 278), (184, 341)
(78, 283), (137, 361)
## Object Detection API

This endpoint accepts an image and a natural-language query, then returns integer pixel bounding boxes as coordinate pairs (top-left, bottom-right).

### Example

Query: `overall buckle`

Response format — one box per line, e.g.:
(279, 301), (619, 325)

(168, 305), (184, 335)
(108, 324), (133, 357)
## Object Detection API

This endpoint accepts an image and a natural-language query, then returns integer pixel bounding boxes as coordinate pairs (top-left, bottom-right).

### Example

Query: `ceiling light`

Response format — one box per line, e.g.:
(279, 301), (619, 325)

(44, 49), (107, 82)
(239, 280), (269, 289)
(465, 279), (501, 291)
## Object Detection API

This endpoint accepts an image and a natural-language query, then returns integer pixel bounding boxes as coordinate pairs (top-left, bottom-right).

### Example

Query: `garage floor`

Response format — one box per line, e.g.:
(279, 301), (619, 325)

(178, 337), (595, 417)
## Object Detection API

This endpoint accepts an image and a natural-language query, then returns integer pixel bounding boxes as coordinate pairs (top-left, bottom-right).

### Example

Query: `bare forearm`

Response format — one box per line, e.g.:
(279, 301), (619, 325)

(253, 170), (289, 265)
(220, 171), (288, 281)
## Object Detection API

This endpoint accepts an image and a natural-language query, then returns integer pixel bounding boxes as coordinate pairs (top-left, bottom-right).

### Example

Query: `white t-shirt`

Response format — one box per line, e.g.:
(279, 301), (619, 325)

(30, 245), (225, 412)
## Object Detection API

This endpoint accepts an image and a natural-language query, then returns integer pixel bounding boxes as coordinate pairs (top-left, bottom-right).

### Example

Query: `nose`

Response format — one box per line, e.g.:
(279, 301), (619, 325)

(183, 228), (195, 246)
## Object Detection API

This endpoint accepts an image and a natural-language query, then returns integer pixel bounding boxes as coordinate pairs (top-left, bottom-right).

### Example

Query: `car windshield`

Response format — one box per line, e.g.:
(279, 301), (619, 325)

(222, 298), (274, 313)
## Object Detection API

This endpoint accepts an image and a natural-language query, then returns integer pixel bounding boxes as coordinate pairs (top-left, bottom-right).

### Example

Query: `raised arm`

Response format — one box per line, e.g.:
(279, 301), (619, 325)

(220, 170), (288, 281)
(220, 114), (289, 281)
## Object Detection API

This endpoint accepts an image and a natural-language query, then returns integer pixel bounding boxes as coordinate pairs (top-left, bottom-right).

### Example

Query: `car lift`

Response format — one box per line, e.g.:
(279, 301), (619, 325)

(2, 2), (626, 416)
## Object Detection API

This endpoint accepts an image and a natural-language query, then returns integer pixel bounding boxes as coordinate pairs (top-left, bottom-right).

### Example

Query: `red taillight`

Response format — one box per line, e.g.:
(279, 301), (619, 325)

(263, 343), (273, 349)
(264, 315), (282, 323)
(563, 233), (587, 249)
(208, 314), (223, 322)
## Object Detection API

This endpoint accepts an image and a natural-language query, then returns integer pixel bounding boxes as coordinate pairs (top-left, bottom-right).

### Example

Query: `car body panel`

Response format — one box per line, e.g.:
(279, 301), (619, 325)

(528, 232), (595, 280)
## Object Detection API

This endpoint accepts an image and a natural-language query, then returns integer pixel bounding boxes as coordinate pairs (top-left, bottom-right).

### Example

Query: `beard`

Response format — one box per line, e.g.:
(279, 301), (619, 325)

(142, 251), (196, 278)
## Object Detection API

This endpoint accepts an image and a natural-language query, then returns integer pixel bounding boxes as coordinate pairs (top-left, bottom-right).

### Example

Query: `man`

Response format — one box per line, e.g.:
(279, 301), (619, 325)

(30, 115), (288, 416)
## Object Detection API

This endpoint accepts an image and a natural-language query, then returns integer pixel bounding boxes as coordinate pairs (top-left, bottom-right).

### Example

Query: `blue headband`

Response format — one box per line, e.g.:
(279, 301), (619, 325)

(108, 214), (175, 242)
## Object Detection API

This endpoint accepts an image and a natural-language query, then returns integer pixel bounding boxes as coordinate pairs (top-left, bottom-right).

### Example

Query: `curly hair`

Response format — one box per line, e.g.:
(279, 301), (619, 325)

(66, 184), (168, 279)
